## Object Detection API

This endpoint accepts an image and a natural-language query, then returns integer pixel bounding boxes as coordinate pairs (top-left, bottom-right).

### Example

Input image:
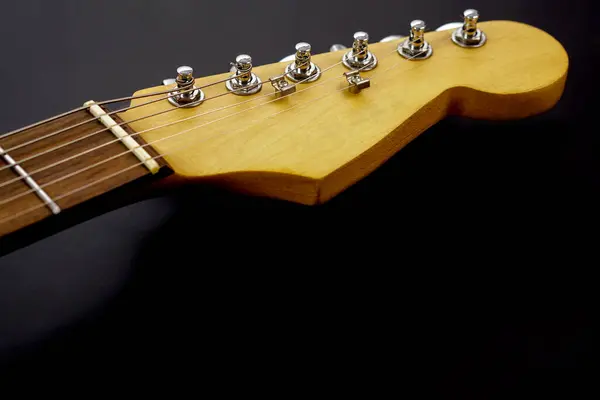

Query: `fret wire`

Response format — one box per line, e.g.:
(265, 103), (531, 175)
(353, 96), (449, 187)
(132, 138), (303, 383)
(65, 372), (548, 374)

(0, 52), (365, 174)
(0, 46), (406, 208)
(0, 50), (413, 226)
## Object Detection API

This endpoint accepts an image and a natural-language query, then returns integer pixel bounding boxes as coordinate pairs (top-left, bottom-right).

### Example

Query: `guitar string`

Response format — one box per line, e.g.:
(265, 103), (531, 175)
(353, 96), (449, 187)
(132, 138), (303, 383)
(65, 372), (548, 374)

(0, 58), (321, 153)
(0, 48), (393, 197)
(0, 75), (234, 141)
(0, 54), (365, 175)
(0, 41), (411, 184)
(0, 62), (356, 192)
(0, 44), (423, 219)
(0, 52), (417, 225)
(0, 57), (321, 141)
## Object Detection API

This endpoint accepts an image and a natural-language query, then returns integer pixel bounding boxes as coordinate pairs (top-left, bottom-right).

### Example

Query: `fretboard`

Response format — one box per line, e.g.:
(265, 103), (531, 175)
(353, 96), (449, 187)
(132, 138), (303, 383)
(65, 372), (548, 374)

(0, 106), (170, 237)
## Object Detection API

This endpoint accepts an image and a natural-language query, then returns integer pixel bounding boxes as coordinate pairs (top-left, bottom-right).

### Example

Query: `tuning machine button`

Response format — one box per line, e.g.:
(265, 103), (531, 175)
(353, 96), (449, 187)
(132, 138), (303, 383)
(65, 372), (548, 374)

(167, 66), (205, 108)
(226, 54), (262, 96)
(285, 42), (321, 83)
(398, 20), (433, 60)
(452, 9), (487, 48)
(342, 31), (378, 71)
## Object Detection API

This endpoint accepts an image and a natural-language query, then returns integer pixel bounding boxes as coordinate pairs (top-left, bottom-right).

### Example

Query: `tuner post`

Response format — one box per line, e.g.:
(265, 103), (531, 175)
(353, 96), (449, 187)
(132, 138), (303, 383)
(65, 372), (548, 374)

(342, 31), (378, 71)
(167, 66), (205, 108)
(451, 9), (487, 48)
(398, 20), (433, 60)
(285, 42), (321, 83)
(226, 54), (262, 96)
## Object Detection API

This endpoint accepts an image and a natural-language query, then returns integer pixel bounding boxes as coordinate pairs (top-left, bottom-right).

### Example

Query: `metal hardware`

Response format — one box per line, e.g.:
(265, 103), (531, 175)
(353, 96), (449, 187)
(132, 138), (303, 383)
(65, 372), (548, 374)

(269, 74), (296, 98)
(0, 145), (61, 215)
(162, 78), (176, 86)
(285, 42), (321, 83)
(398, 20), (433, 60)
(452, 9), (487, 48)
(167, 66), (205, 107)
(226, 54), (262, 95)
(342, 31), (378, 71)
(380, 35), (402, 43)
(344, 71), (370, 94)
(330, 44), (347, 52)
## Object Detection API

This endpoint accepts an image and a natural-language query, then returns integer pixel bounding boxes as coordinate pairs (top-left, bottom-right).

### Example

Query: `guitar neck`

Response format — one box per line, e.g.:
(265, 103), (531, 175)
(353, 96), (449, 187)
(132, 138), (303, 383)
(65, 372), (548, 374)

(0, 17), (569, 239)
(0, 106), (170, 237)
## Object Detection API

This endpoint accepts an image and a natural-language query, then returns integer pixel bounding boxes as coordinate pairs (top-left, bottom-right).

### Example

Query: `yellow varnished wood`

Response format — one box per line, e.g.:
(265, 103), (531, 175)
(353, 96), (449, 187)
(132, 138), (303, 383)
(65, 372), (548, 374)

(120, 21), (568, 204)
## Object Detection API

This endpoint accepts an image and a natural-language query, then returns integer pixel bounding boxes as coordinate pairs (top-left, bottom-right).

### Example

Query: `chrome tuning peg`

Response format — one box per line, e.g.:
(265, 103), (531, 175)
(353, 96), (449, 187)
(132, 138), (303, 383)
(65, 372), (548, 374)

(398, 20), (433, 60)
(285, 42), (321, 83)
(451, 9), (487, 48)
(167, 66), (204, 107)
(226, 54), (262, 96)
(342, 31), (378, 71)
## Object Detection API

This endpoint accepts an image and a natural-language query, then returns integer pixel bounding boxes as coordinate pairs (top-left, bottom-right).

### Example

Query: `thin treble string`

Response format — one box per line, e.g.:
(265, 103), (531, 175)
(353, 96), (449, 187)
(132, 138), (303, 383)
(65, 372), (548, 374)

(0, 80), (204, 141)
(0, 55), (371, 199)
(0, 45), (423, 225)
(0, 76), (262, 173)
(0, 64), (302, 141)
(0, 59), (318, 153)
(0, 53), (364, 184)
(0, 55), (357, 175)
(0, 46), (404, 206)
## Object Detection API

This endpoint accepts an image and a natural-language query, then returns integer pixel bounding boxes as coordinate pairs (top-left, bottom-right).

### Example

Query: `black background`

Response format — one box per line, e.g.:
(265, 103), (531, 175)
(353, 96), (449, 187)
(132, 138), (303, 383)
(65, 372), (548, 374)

(0, 0), (597, 392)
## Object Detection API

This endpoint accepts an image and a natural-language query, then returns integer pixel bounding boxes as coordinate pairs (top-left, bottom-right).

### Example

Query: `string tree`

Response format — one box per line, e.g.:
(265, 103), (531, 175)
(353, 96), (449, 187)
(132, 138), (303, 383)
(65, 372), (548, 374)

(398, 20), (433, 60)
(269, 74), (296, 98)
(452, 9), (487, 48)
(285, 42), (321, 83)
(344, 70), (370, 94)
(226, 54), (262, 96)
(167, 66), (205, 107)
(342, 31), (378, 71)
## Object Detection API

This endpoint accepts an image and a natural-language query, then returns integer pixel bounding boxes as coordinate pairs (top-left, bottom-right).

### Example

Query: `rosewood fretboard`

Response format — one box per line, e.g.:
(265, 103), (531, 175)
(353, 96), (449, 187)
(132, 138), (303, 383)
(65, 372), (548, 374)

(0, 107), (169, 237)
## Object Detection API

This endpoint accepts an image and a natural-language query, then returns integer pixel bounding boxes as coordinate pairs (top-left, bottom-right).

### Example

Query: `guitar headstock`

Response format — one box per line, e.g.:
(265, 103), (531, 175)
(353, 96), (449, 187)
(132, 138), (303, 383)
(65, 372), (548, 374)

(120, 15), (568, 205)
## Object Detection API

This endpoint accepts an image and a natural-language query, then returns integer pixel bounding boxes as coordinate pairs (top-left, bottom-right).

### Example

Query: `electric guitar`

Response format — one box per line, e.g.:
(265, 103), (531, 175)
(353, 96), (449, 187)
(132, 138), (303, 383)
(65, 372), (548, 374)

(0, 12), (569, 239)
